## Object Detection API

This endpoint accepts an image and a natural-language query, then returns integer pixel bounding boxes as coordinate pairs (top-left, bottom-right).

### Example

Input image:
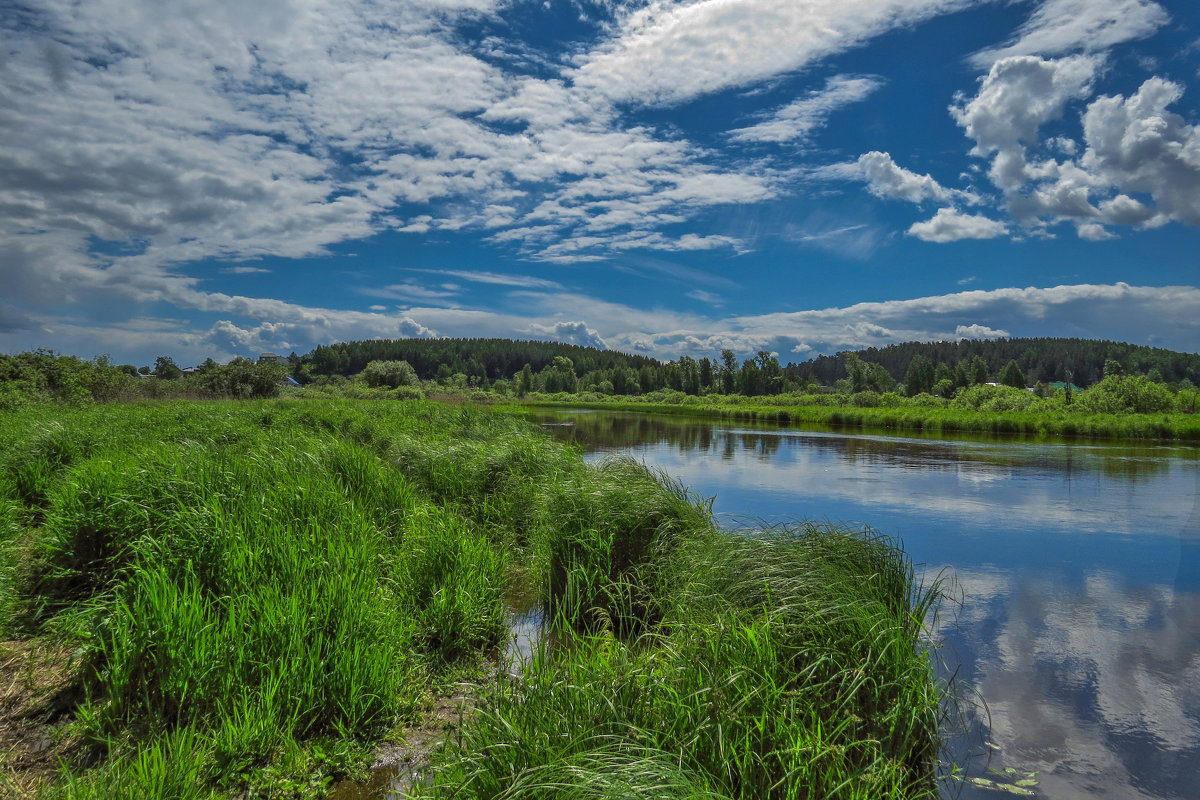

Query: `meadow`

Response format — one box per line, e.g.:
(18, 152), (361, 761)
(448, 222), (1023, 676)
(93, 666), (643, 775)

(0, 398), (947, 799)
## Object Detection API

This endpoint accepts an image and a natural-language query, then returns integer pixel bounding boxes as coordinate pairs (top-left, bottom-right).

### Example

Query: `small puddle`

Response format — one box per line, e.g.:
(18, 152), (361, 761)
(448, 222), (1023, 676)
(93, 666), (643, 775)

(326, 764), (412, 800)
(330, 597), (545, 799)
(505, 607), (544, 674)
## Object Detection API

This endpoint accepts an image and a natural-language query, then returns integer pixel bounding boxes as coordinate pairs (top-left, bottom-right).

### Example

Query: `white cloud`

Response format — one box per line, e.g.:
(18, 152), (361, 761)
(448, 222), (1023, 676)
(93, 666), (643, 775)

(908, 207), (1009, 242)
(970, 0), (1169, 68)
(220, 266), (272, 275)
(572, 0), (974, 105)
(951, 55), (1098, 169)
(686, 289), (725, 306)
(526, 320), (608, 349)
(1080, 77), (1200, 226)
(408, 269), (567, 290)
(946, 57), (1200, 238)
(364, 283), (461, 302)
(955, 323), (1009, 339)
(730, 75), (883, 143)
(818, 151), (977, 205)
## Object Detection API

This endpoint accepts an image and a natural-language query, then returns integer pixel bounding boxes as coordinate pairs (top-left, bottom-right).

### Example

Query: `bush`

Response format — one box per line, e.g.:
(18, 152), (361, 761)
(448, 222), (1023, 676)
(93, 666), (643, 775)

(951, 384), (1039, 412)
(359, 359), (419, 389)
(1076, 375), (1175, 414)
(851, 390), (882, 407)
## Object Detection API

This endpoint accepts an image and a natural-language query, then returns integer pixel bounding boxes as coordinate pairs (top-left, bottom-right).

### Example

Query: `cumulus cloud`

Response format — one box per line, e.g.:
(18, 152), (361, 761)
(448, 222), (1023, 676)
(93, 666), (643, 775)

(730, 75), (883, 143)
(955, 323), (1009, 339)
(908, 207), (1009, 242)
(1080, 78), (1200, 226)
(945, 54), (1200, 238)
(527, 320), (608, 349)
(951, 55), (1098, 168)
(817, 151), (977, 205)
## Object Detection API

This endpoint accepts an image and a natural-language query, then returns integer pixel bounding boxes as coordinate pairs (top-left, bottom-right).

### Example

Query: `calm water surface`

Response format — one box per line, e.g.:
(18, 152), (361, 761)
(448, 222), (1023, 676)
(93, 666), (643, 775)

(537, 410), (1200, 800)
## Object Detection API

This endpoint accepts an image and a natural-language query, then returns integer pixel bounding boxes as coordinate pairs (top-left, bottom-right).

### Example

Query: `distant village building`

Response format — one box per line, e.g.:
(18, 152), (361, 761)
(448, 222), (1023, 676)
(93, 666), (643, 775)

(258, 352), (288, 366)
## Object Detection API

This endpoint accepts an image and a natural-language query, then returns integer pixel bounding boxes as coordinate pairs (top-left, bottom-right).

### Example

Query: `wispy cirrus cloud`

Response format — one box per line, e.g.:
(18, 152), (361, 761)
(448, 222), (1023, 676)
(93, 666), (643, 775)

(731, 75), (884, 143)
(969, 0), (1169, 69)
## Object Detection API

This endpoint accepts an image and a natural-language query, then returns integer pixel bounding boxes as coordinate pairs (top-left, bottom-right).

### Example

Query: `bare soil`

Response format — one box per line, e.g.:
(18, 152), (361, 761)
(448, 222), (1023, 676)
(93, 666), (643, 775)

(0, 639), (85, 799)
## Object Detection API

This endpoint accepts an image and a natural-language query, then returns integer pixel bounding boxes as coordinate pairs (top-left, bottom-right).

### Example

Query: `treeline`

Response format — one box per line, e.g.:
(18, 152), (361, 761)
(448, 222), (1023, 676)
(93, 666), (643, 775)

(0, 351), (288, 408)
(302, 337), (659, 382)
(789, 337), (1200, 387)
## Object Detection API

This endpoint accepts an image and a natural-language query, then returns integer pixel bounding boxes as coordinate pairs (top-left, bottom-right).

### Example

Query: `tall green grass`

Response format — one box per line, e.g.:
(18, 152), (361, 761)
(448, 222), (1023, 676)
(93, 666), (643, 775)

(423, 525), (945, 800)
(0, 398), (947, 799)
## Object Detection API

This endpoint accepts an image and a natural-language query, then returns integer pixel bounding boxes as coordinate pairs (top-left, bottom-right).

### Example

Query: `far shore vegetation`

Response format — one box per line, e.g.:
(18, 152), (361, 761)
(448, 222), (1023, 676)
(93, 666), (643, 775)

(4, 336), (1200, 441)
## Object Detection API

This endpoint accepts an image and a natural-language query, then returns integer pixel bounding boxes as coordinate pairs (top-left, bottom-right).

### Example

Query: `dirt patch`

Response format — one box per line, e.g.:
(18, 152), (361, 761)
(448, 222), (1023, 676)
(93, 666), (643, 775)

(328, 673), (491, 800)
(0, 639), (84, 797)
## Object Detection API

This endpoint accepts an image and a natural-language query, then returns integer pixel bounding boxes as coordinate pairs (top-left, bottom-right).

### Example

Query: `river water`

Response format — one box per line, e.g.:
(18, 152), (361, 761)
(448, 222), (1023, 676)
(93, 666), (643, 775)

(536, 410), (1200, 800)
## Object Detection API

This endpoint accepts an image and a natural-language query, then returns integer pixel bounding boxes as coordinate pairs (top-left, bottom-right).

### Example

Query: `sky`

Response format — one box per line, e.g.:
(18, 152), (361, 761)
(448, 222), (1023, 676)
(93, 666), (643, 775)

(3, 0), (1200, 368)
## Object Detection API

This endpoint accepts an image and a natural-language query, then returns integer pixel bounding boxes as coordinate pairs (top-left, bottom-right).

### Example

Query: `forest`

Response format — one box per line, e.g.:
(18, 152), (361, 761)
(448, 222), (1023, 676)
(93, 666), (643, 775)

(787, 337), (1200, 387)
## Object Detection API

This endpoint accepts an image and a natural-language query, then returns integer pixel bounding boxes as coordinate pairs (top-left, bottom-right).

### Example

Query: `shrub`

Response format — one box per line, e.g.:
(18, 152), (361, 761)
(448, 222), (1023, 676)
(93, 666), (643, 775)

(1076, 375), (1175, 414)
(851, 390), (882, 407)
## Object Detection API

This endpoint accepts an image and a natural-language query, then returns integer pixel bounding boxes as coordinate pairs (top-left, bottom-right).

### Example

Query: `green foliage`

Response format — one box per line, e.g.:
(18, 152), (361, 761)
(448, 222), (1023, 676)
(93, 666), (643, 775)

(0, 351), (134, 406)
(904, 356), (935, 397)
(997, 360), (1026, 389)
(790, 337), (1200, 388)
(1076, 374), (1176, 414)
(358, 359), (419, 388)
(187, 358), (287, 398)
(154, 356), (184, 380)
(951, 384), (1042, 413)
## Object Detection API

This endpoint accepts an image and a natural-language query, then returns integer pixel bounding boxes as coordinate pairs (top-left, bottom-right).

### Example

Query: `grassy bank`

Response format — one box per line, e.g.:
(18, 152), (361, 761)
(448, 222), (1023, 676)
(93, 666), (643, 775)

(0, 398), (946, 799)
(506, 395), (1200, 442)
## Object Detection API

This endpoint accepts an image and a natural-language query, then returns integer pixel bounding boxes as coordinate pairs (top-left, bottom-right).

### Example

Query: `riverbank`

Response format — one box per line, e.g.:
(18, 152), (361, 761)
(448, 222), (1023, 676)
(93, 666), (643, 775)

(0, 398), (945, 799)
(502, 395), (1200, 442)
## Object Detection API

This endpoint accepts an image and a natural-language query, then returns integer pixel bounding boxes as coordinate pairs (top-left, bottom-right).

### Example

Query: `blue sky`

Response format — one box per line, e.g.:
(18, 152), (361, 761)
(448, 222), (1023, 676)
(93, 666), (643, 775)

(2, 0), (1199, 367)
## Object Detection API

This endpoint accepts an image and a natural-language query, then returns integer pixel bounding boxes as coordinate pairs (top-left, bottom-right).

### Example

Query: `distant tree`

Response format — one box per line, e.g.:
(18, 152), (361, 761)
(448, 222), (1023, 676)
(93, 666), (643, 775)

(998, 360), (1026, 389)
(360, 359), (419, 388)
(755, 350), (784, 395)
(844, 353), (869, 392)
(960, 354), (989, 386)
(698, 357), (714, 391)
(154, 356), (183, 380)
(903, 355), (935, 396)
(516, 363), (533, 397)
(191, 358), (286, 399)
(739, 358), (763, 396)
(1103, 359), (1125, 378)
(720, 349), (737, 395)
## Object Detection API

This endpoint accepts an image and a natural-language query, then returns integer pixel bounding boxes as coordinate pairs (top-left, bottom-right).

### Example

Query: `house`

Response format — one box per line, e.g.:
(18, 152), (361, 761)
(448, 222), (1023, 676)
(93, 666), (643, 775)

(258, 352), (288, 366)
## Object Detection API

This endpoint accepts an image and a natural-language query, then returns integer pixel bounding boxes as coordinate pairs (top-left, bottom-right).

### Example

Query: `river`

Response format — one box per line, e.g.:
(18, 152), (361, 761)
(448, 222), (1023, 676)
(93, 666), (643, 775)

(536, 409), (1200, 800)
